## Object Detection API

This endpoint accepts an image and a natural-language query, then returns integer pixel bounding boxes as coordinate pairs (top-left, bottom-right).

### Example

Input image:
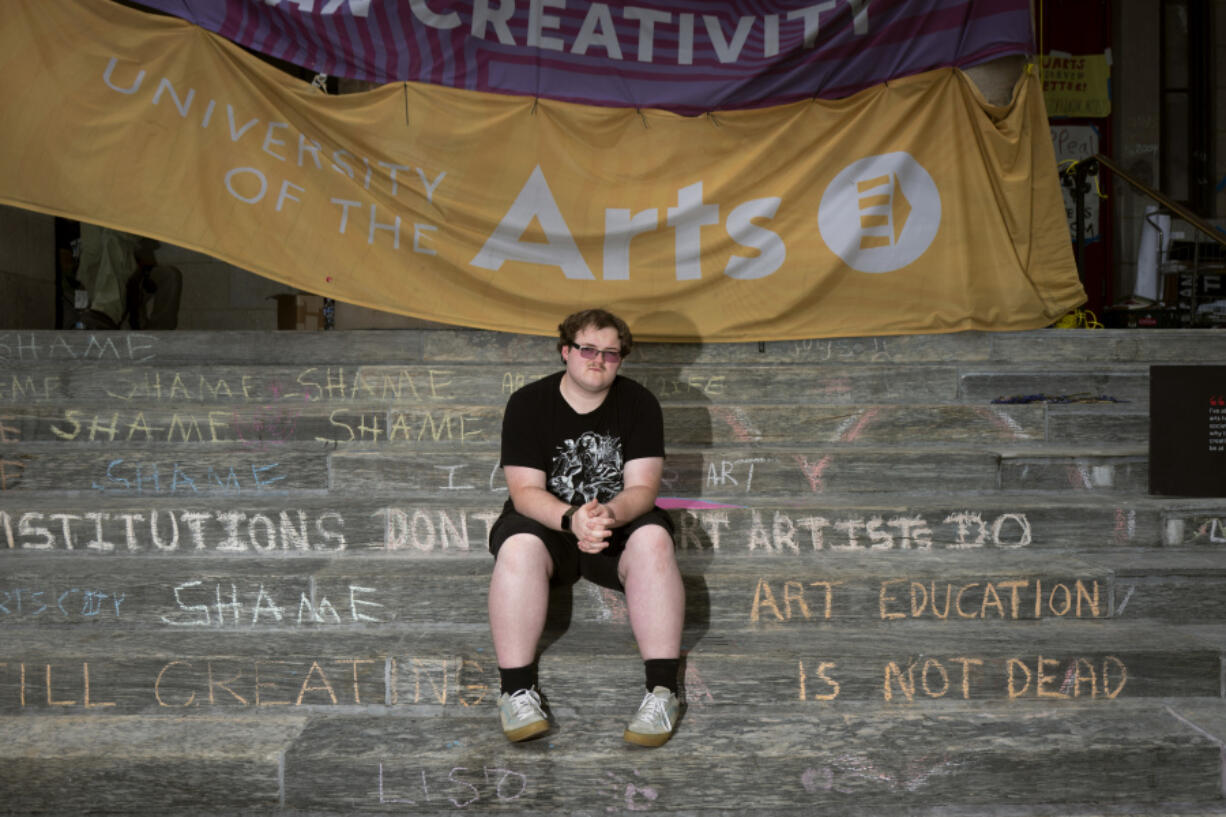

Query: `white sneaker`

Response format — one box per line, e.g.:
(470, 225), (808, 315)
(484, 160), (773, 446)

(623, 686), (679, 747)
(497, 688), (549, 742)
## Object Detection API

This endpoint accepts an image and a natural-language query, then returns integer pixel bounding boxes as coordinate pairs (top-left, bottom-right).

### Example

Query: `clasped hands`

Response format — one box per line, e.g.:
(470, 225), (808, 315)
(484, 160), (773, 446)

(572, 499), (616, 553)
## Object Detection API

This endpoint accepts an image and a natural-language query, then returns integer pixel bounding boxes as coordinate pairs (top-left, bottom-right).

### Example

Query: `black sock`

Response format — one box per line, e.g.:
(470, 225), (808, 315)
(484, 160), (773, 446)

(644, 658), (680, 694)
(499, 664), (537, 695)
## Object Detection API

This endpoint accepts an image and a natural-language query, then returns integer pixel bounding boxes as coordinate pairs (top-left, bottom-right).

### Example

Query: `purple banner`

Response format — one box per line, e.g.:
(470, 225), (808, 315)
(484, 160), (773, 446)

(133, 0), (1033, 112)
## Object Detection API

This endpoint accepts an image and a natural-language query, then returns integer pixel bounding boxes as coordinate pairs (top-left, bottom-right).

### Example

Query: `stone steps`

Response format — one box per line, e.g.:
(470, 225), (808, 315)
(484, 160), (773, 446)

(3, 327), (1226, 814)
(1, 442), (1156, 496)
(4, 493), (1223, 552)
(2, 360), (1153, 405)
(1, 703), (1223, 813)
(4, 401), (1143, 447)
(4, 328), (1226, 364)
(2, 619), (1222, 708)
(0, 549), (1122, 623)
(6, 550), (1226, 629)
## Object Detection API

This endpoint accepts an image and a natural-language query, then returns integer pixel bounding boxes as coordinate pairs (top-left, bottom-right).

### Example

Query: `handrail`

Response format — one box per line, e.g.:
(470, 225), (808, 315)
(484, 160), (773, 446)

(1094, 153), (1226, 250)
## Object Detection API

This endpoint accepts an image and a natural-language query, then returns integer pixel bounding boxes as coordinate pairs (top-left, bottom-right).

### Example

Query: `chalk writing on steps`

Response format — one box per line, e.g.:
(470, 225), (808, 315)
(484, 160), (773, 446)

(789, 337), (892, 362)
(31, 407), (486, 445)
(0, 374), (62, 401)
(500, 372), (544, 394)
(0, 587), (125, 620)
(797, 655), (1128, 702)
(0, 655), (1130, 710)
(879, 578), (1102, 620)
(0, 663), (117, 709)
(0, 333), (157, 363)
(160, 580), (383, 627)
(1192, 518), (1226, 544)
(750, 578), (1106, 622)
(377, 764), (527, 808)
(645, 373), (727, 398)
(45, 409), (301, 444)
(606, 769), (660, 812)
(705, 457), (766, 491)
(318, 409), (486, 444)
(0, 509), (348, 552)
(708, 510), (1032, 551)
(0, 457), (25, 491)
(378, 508), (500, 552)
(1, 367), (466, 405)
(91, 459), (288, 495)
(0, 507), (1039, 553)
(118, 367), (459, 404)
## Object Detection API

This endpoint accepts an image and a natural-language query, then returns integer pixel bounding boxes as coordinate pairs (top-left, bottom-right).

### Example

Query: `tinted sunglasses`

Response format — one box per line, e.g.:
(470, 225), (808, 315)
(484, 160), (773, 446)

(569, 343), (622, 363)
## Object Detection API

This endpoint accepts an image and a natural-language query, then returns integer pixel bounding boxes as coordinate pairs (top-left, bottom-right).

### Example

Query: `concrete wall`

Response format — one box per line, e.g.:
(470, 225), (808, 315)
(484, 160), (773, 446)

(0, 212), (449, 331)
(0, 208), (449, 331)
(0, 205), (296, 331)
(1112, 0), (1226, 300)
(155, 243), (296, 330)
(1218, 0), (1226, 220)
(0, 205), (55, 329)
(1112, 0), (1163, 299)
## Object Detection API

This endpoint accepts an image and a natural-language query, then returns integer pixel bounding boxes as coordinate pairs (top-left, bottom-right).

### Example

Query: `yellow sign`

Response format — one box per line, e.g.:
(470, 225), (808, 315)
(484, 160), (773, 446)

(1042, 54), (1112, 118)
(0, 0), (1083, 341)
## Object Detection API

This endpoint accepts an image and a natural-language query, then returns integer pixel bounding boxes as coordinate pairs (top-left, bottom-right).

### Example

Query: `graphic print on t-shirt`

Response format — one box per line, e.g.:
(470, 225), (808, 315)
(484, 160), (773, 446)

(549, 431), (624, 503)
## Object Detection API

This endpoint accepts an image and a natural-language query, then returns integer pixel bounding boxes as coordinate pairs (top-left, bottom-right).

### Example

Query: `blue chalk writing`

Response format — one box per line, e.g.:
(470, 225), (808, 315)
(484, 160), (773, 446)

(252, 462), (286, 490)
(81, 590), (108, 617)
(0, 587), (126, 621)
(92, 459), (288, 494)
(171, 464), (197, 493)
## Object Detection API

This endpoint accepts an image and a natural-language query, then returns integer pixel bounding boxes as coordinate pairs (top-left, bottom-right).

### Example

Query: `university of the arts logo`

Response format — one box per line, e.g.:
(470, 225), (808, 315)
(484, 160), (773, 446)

(817, 152), (941, 274)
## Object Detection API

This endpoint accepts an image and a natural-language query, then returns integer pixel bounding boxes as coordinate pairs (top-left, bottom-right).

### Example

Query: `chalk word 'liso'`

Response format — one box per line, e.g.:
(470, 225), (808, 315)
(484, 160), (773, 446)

(377, 764), (527, 808)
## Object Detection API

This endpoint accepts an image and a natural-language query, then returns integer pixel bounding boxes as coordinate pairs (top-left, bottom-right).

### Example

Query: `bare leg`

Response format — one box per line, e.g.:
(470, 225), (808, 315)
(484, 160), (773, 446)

(488, 534), (553, 668)
(618, 526), (685, 660)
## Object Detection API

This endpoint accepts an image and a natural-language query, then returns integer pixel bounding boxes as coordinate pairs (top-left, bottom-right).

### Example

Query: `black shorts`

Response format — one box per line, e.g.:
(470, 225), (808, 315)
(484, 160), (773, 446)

(488, 503), (674, 592)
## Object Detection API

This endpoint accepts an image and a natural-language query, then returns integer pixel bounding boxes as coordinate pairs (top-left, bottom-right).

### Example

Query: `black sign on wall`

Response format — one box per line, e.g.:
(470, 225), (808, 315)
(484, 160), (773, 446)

(1150, 366), (1226, 497)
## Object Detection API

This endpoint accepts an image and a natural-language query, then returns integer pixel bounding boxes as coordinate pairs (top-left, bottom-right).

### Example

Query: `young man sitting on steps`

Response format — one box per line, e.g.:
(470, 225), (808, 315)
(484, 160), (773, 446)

(487, 308), (685, 746)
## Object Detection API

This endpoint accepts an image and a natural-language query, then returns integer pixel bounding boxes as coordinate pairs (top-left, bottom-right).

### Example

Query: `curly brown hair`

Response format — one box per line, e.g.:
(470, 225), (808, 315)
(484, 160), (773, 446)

(556, 308), (633, 360)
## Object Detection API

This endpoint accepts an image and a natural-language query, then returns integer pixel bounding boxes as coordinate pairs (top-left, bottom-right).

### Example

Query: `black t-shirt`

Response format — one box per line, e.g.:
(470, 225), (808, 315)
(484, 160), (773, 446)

(500, 371), (665, 505)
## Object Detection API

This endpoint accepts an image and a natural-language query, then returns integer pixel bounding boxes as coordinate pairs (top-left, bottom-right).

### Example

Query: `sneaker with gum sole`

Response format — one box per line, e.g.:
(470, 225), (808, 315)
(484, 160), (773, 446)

(497, 687), (549, 742)
(623, 686), (679, 747)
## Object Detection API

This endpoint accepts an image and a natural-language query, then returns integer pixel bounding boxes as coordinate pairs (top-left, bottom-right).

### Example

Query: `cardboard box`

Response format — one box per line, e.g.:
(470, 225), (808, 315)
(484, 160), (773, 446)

(274, 294), (326, 330)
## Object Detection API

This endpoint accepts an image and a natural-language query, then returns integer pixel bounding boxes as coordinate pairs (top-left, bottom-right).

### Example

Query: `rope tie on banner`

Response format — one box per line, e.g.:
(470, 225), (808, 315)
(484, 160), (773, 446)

(1058, 158), (1109, 199)
(706, 112), (722, 128)
(636, 108), (649, 129)
(1053, 308), (1104, 329)
(402, 83), (410, 125)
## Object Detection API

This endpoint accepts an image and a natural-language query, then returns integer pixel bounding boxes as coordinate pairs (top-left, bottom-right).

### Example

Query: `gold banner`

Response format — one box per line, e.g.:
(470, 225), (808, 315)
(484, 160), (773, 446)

(0, 0), (1084, 341)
